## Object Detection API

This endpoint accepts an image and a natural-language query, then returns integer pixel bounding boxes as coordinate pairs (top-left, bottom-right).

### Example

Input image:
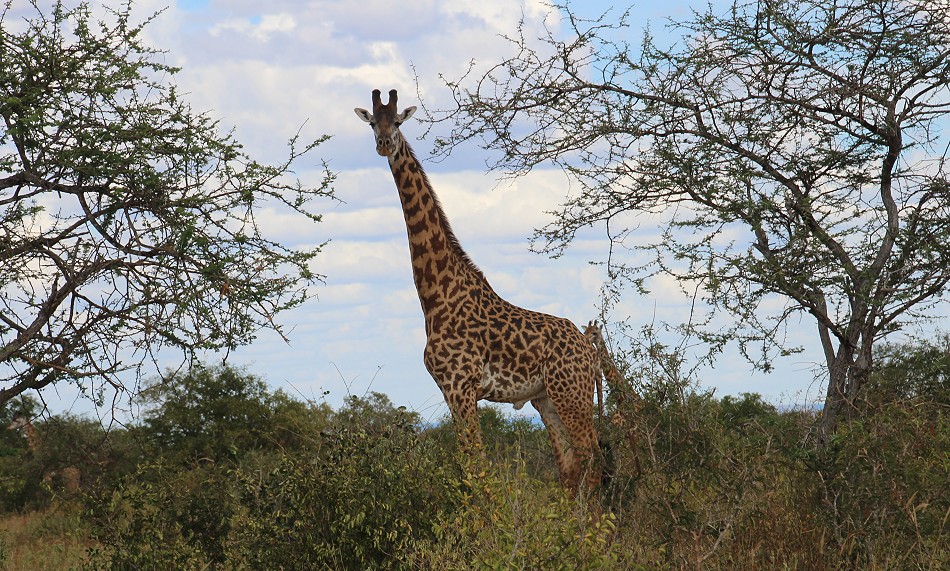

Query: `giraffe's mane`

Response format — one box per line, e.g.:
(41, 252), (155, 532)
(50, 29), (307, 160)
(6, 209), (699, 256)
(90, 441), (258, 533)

(403, 142), (491, 285)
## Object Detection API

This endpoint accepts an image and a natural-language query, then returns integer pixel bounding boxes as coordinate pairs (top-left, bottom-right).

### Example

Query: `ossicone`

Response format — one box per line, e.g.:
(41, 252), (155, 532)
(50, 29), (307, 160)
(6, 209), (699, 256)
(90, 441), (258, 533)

(371, 88), (399, 113)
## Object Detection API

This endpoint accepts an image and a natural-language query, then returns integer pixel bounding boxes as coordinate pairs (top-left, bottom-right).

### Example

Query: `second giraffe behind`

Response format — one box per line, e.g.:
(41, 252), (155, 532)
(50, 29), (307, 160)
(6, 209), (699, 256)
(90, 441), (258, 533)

(355, 89), (602, 491)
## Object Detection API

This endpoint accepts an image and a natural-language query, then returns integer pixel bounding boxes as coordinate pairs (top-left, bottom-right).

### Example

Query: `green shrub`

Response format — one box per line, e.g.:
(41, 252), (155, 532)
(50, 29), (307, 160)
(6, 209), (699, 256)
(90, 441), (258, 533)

(0, 396), (47, 511)
(84, 392), (461, 570)
(83, 461), (233, 570)
(425, 405), (556, 482)
(411, 457), (623, 571)
(0, 451), (48, 513)
(228, 395), (460, 570)
(599, 341), (827, 569)
(811, 335), (950, 567)
(825, 401), (950, 568)
(64, 341), (950, 570)
(136, 363), (332, 466)
(863, 334), (950, 408)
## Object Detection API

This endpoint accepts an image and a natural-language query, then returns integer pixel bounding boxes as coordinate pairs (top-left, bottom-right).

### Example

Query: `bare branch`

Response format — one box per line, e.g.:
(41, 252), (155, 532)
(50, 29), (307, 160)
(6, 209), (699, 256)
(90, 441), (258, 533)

(423, 0), (950, 440)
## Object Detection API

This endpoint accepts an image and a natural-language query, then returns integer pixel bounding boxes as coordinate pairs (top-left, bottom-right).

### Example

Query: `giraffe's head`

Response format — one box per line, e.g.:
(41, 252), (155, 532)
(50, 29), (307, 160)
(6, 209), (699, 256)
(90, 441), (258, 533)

(354, 89), (417, 157)
(7, 416), (29, 431)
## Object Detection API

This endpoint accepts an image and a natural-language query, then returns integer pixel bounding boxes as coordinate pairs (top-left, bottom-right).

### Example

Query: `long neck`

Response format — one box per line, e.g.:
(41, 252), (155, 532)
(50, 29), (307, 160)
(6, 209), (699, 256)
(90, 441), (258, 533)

(387, 134), (490, 311)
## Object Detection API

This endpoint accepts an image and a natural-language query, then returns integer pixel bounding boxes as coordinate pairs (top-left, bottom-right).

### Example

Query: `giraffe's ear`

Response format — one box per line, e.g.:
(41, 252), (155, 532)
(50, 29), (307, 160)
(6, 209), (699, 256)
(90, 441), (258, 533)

(398, 106), (417, 123)
(354, 108), (374, 123)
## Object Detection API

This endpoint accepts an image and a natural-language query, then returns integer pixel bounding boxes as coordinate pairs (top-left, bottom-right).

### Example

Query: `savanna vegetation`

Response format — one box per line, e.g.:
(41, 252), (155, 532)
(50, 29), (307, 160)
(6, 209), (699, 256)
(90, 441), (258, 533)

(2, 0), (948, 569)
(0, 338), (946, 570)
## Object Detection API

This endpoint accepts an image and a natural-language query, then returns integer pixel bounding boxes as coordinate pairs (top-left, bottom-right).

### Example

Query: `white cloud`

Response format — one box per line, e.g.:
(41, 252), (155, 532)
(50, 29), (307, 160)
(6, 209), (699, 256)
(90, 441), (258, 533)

(210, 13), (296, 42)
(439, 0), (550, 34)
(322, 206), (404, 240)
(317, 240), (409, 284)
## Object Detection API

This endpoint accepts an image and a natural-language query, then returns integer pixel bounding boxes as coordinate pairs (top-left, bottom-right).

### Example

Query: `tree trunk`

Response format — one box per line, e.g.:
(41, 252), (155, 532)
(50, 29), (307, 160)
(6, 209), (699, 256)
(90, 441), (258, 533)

(818, 336), (873, 446)
(819, 351), (850, 446)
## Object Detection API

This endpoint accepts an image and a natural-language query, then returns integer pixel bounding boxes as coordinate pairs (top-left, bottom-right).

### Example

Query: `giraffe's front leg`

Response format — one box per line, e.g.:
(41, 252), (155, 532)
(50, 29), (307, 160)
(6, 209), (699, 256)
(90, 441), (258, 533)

(425, 340), (484, 453)
(436, 375), (482, 454)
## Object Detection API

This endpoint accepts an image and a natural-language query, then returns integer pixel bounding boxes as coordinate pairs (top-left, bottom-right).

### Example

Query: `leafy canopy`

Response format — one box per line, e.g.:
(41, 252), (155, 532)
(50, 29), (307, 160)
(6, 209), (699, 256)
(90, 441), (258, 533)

(0, 1), (334, 406)
(426, 0), (950, 438)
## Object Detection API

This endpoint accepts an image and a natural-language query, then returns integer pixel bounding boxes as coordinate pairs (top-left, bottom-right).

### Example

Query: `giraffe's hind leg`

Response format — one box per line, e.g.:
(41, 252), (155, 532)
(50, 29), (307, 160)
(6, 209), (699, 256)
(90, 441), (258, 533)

(531, 396), (582, 489)
(543, 380), (601, 491)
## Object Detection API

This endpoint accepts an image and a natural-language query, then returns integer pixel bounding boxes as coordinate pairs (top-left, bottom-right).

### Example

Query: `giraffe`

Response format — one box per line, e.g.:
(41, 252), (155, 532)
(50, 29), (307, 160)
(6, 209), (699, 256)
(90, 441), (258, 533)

(7, 416), (81, 494)
(355, 89), (602, 490)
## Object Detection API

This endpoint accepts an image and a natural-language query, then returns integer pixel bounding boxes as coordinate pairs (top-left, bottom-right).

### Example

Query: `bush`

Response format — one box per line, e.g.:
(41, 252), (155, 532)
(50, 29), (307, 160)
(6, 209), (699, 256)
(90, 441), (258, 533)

(0, 397), (45, 511)
(811, 334), (950, 567)
(137, 363), (333, 465)
(410, 458), (622, 571)
(84, 461), (233, 571)
(588, 329), (950, 569)
(862, 334), (950, 408)
(603, 381), (820, 568)
(229, 421), (458, 569)
(824, 401), (950, 567)
(55, 339), (950, 570)
(84, 391), (462, 570)
(424, 404), (556, 482)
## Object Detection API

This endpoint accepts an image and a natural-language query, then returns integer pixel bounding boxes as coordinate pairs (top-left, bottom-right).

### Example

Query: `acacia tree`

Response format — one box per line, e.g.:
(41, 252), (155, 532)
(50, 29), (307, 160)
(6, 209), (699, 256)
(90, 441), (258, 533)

(426, 0), (950, 442)
(0, 2), (333, 406)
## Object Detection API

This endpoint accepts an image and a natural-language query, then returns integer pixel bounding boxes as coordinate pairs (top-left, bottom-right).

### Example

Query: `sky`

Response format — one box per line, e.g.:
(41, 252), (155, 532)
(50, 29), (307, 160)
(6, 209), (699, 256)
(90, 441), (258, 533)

(17, 0), (844, 422)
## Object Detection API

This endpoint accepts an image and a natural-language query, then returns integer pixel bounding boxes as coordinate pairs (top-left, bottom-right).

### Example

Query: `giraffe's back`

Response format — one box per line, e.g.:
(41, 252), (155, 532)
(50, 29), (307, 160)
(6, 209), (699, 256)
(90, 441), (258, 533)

(424, 287), (597, 409)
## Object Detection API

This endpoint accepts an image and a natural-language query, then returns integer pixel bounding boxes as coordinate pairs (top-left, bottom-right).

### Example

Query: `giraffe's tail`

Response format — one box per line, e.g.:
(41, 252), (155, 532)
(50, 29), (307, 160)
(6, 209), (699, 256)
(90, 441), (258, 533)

(584, 320), (613, 487)
(584, 320), (606, 424)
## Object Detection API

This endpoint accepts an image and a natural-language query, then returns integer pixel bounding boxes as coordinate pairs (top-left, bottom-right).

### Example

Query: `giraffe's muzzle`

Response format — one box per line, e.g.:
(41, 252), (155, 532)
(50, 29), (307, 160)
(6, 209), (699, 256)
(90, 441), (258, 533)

(376, 135), (396, 156)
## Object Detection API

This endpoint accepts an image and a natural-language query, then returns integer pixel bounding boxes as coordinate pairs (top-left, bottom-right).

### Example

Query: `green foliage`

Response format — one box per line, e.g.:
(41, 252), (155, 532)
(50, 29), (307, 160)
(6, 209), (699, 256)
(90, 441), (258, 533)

(84, 461), (232, 571)
(137, 363), (331, 465)
(589, 330), (950, 569)
(0, 400), (120, 511)
(427, 405), (556, 481)
(412, 459), (622, 571)
(605, 378), (820, 569)
(0, 396), (39, 429)
(718, 392), (778, 430)
(825, 404), (950, 568)
(8, 335), (950, 569)
(229, 397), (459, 570)
(5, 377), (947, 570)
(84, 386), (462, 570)
(330, 391), (420, 434)
(819, 339), (950, 567)
(0, 448), (46, 513)
(0, 413), (140, 512)
(0, 396), (42, 510)
(863, 333), (950, 408)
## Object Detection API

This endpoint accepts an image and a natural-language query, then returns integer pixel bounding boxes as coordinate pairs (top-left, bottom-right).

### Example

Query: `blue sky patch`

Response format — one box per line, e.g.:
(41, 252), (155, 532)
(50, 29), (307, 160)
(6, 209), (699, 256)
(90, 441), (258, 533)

(177, 0), (210, 11)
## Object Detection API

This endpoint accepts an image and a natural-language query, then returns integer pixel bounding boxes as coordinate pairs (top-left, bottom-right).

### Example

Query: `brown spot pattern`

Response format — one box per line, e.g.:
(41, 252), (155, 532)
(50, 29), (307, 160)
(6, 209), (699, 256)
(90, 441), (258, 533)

(358, 89), (602, 491)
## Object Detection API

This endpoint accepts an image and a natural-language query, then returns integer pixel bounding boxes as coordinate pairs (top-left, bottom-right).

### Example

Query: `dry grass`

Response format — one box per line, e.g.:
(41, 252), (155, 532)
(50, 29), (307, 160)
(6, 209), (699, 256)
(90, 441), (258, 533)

(0, 505), (90, 571)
